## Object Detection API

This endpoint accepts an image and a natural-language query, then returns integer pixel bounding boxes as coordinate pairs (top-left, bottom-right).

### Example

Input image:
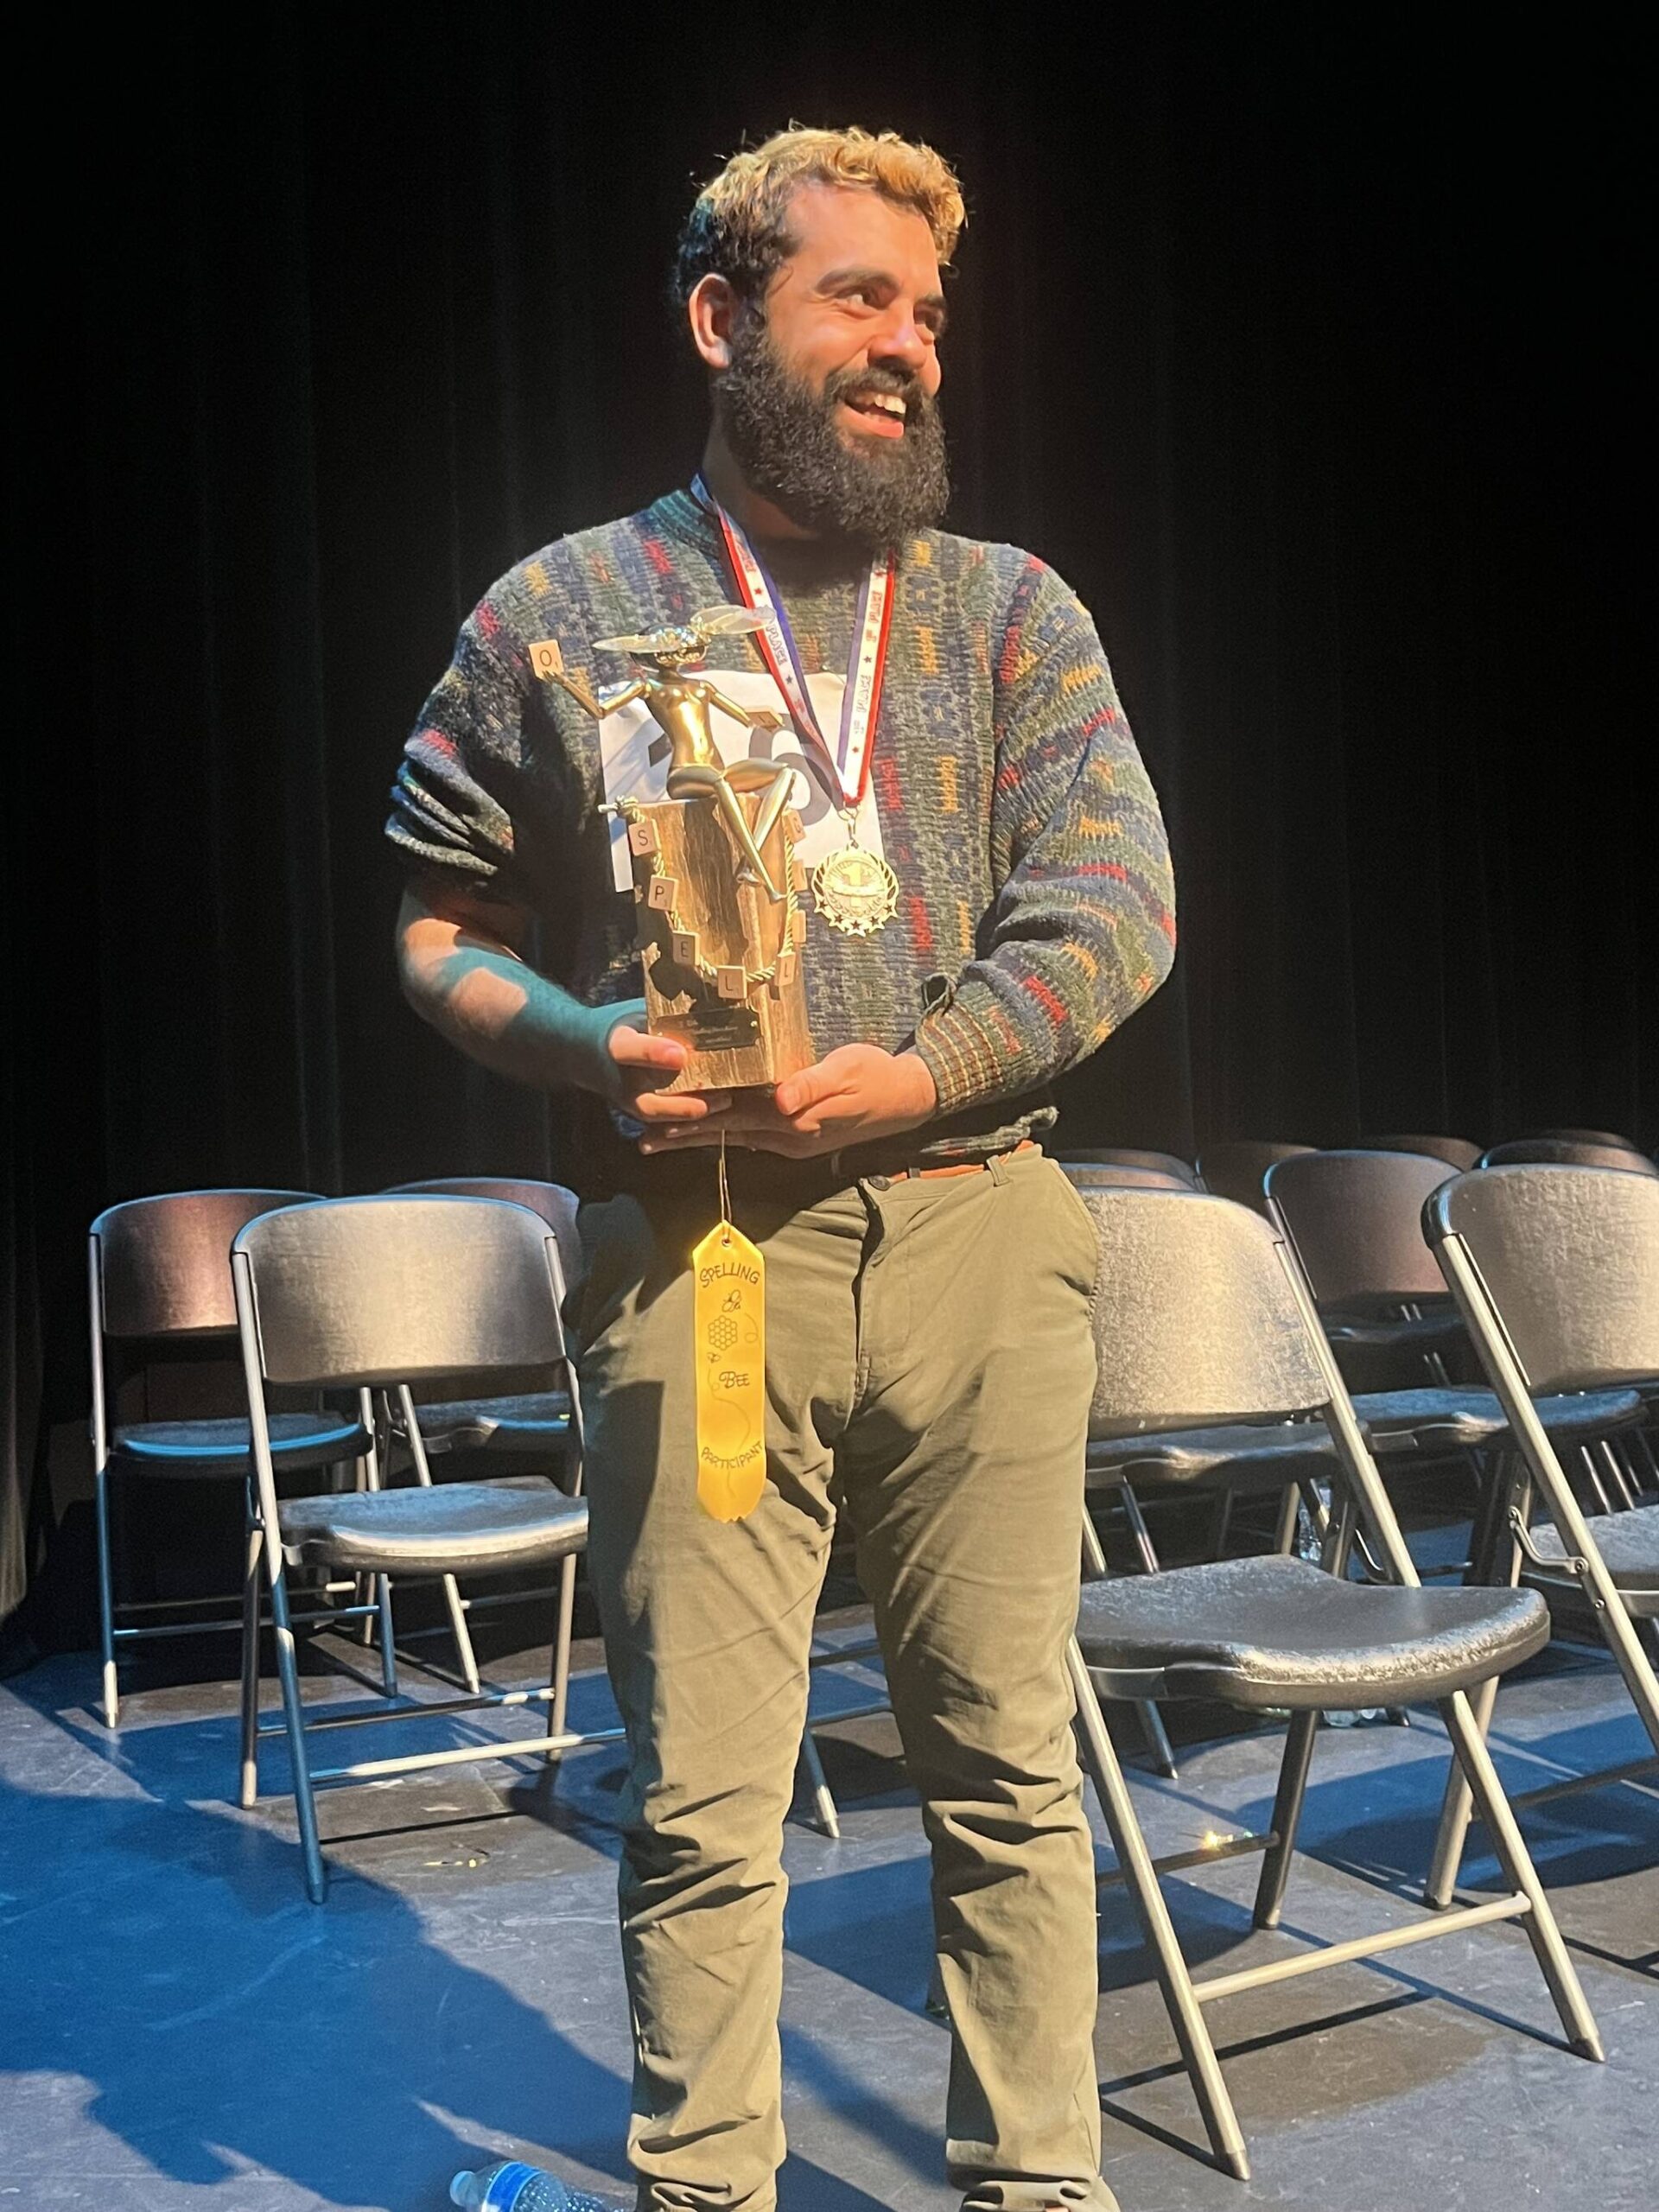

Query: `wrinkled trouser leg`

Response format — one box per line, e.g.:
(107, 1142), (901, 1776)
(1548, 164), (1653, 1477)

(835, 1154), (1111, 2205)
(579, 1187), (862, 2212)
(578, 1155), (1113, 2212)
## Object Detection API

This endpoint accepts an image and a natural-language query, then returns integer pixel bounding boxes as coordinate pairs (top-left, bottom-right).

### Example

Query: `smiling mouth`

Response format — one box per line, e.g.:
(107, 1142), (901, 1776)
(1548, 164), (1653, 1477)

(841, 391), (909, 439)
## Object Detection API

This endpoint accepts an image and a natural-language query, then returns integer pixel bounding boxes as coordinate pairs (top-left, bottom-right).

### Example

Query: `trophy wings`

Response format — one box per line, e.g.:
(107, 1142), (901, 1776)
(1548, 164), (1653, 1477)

(592, 605), (768, 656)
(690, 605), (770, 638)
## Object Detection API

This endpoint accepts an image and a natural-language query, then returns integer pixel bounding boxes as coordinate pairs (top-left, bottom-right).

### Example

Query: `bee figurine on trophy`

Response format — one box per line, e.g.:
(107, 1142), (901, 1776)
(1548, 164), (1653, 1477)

(535, 606), (814, 1094)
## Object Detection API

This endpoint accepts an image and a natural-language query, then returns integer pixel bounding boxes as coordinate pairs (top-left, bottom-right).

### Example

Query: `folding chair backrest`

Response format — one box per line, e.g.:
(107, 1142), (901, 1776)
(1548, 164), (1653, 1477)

(234, 1196), (563, 1389)
(92, 1189), (320, 1339)
(387, 1177), (582, 1299)
(1428, 1166), (1659, 1393)
(1358, 1134), (1484, 1173)
(1266, 1149), (1450, 1311)
(1056, 1147), (1199, 1185)
(1527, 1127), (1642, 1150)
(1063, 1161), (1193, 1192)
(1194, 1140), (1314, 1214)
(1479, 1138), (1657, 1176)
(1072, 1186), (1331, 1437)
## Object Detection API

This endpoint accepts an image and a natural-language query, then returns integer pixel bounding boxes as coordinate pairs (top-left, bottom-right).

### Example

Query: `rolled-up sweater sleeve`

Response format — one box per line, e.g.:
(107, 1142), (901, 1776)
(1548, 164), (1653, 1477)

(912, 561), (1177, 1117)
(386, 595), (529, 892)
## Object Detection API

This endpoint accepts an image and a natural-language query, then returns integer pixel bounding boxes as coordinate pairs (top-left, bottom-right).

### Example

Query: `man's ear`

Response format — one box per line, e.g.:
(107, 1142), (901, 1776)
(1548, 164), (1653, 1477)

(688, 273), (740, 371)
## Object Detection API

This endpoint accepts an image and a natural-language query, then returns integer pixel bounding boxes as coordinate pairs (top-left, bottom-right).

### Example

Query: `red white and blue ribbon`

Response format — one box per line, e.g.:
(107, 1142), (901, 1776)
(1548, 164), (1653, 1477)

(690, 474), (894, 813)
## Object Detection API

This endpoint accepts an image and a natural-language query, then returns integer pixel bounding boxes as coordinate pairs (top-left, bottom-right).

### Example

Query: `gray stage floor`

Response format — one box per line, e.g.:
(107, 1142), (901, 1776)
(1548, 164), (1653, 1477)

(3, 1618), (1656, 2212)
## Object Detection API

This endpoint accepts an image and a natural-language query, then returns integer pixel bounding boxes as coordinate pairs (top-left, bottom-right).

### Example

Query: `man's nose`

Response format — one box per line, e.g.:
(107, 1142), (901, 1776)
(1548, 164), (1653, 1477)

(868, 308), (932, 376)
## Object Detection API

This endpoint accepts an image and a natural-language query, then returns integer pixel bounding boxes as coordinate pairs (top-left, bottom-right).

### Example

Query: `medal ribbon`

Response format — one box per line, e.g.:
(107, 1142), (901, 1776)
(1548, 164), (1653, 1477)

(690, 474), (894, 814)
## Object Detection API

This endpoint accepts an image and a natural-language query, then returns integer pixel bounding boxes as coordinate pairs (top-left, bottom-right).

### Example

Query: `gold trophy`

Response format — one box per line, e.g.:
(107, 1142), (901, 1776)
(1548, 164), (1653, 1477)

(542, 608), (815, 1094)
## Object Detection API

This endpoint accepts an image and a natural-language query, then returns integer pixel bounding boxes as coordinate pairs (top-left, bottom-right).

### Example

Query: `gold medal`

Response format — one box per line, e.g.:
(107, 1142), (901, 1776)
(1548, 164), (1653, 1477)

(812, 841), (899, 936)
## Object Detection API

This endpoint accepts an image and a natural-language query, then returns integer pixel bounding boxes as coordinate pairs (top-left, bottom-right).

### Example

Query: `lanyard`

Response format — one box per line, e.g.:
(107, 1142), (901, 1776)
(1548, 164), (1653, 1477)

(690, 474), (894, 814)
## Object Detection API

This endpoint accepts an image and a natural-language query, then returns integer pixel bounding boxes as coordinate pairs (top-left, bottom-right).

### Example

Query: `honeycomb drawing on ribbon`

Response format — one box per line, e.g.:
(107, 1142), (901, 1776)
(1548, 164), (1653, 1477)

(707, 1313), (739, 1355)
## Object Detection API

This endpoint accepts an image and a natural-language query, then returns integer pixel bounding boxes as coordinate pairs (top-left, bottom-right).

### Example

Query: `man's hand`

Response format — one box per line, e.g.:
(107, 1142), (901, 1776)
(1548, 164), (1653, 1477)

(639, 1043), (937, 1158)
(606, 1019), (731, 1127)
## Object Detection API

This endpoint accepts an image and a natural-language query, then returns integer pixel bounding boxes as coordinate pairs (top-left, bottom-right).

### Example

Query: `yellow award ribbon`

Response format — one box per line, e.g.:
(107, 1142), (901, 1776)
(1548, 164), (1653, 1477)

(692, 1137), (767, 1521)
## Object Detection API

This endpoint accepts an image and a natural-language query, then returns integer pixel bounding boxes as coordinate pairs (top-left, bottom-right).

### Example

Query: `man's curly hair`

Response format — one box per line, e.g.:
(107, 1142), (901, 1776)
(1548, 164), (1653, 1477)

(672, 125), (965, 310)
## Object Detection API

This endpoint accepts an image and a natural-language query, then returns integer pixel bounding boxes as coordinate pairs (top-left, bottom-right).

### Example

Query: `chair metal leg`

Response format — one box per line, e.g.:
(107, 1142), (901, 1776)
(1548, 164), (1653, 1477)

(544, 1551), (578, 1765)
(1066, 1639), (1249, 2180)
(1427, 1465), (1527, 1909)
(1426, 1675), (1498, 1909)
(1119, 1484), (1161, 1576)
(1437, 1691), (1603, 2059)
(374, 1575), (398, 1697)
(1091, 1491), (1179, 1777)
(266, 1553), (327, 1904)
(1137, 1697), (1179, 1780)
(1271, 1480), (1300, 1556)
(93, 1465), (119, 1729)
(797, 1727), (841, 1839)
(1253, 1707), (1319, 1929)
(441, 1573), (481, 1695)
(239, 1511), (264, 1809)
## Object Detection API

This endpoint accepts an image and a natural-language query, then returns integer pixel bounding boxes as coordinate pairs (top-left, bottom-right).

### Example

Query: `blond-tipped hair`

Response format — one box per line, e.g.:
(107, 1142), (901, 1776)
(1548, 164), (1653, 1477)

(672, 124), (965, 308)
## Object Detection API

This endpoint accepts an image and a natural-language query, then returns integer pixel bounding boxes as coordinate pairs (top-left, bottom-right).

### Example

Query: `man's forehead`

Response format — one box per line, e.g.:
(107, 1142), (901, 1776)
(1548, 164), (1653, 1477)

(775, 180), (942, 286)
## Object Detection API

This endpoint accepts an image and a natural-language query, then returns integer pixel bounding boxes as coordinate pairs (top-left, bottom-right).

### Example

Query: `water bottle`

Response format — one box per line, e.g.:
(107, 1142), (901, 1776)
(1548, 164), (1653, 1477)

(450, 2160), (607, 2210)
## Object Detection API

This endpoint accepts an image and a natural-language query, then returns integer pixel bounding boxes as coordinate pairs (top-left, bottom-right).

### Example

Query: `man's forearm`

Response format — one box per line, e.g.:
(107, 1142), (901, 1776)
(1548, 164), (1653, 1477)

(397, 906), (629, 1096)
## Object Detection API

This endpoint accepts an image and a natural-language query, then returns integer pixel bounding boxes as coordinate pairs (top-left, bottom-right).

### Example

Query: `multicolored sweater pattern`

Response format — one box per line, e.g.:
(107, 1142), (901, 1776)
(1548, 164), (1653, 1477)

(388, 489), (1176, 1173)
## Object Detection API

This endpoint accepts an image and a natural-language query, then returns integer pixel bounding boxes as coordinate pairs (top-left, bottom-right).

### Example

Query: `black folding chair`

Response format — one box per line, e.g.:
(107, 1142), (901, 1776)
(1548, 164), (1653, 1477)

(1064, 1185), (1601, 2181)
(232, 1195), (610, 1901)
(1422, 1164), (1659, 1904)
(383, 1177), (583, 1700)
(88, 1188), (375, 1727)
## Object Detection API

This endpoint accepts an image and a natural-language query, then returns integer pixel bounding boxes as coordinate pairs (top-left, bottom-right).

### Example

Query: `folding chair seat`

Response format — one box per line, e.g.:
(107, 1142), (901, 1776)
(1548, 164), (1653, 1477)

(110, 1410), (365, 1471)
(231, 1193), (619, 1902)
(278, 1474), (585, 1576)
(1421, 1164), (1659, 1903)
(386, 1388), (574, 1453)
(1077, 1554), (1548, 1710)
(88, 1188), (376, 1727)
(1524, 1508), (1659, 1604)
(1060, 1184), (1600, 2182)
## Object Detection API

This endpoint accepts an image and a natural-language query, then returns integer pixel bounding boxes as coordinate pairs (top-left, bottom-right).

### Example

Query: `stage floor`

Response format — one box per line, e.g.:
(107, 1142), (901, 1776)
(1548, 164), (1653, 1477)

(3, 1615), (1656, 2211)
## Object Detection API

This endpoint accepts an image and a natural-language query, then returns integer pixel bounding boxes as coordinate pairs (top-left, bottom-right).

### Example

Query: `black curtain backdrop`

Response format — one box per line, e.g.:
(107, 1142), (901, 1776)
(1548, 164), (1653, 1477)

(4, 9), (1648, 1649)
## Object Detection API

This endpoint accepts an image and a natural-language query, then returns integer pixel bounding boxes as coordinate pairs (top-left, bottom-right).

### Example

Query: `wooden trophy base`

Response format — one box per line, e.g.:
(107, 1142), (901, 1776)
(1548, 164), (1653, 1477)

(626, 795), (814, 1093)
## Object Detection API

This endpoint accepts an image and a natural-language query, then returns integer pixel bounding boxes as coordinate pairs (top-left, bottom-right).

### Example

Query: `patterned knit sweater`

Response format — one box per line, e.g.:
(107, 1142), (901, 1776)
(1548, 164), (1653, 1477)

(387, 488), (1176, 1188)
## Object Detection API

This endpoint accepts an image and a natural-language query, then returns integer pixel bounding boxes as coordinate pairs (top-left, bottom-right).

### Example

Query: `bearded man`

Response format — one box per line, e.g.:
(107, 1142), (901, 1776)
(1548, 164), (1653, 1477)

(391, 126), (1175, 2212)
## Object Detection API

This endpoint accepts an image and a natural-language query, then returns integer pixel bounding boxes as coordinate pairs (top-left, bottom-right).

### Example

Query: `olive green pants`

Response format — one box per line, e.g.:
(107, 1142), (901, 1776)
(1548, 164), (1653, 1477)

(576, 1149), (1110, 2212)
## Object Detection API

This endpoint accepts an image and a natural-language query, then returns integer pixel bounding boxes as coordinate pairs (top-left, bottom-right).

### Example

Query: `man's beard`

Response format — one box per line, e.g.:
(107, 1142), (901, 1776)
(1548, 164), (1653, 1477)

(714, 316), (950, 550)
